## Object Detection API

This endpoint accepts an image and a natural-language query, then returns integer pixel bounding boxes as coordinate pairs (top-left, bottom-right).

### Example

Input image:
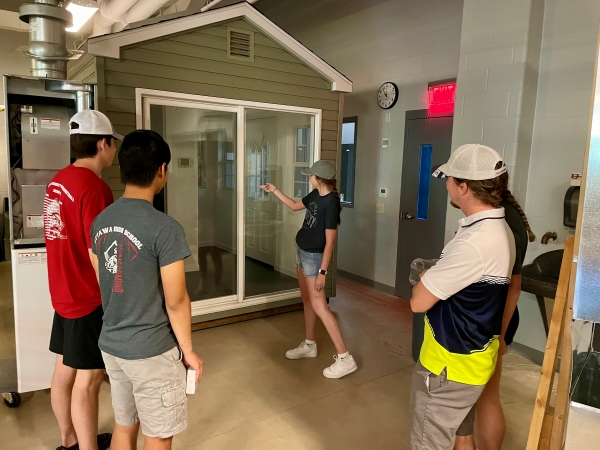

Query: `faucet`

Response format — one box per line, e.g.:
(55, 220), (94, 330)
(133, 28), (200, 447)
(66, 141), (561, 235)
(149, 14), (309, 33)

(541, 231), (558, 245)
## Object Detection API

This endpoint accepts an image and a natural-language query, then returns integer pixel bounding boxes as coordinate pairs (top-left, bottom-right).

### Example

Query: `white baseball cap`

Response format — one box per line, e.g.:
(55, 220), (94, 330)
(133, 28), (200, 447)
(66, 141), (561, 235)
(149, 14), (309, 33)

(432, 144), (506, 180)
(69, 110), (123, 140)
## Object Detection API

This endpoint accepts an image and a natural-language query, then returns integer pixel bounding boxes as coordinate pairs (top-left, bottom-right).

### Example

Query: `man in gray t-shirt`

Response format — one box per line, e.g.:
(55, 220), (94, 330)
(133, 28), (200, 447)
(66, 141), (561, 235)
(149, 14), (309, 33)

(90, 130), (203, 449)
(92, 199), (190, 359)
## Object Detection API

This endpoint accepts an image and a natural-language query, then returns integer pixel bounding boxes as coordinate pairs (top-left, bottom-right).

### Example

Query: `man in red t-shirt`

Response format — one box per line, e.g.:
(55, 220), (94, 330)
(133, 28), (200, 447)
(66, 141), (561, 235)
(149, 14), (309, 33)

(44, 110), (122, 450)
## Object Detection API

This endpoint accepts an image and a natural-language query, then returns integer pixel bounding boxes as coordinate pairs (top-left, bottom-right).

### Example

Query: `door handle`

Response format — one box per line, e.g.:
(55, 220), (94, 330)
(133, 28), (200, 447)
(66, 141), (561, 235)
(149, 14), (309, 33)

(402, 211), (415, 219)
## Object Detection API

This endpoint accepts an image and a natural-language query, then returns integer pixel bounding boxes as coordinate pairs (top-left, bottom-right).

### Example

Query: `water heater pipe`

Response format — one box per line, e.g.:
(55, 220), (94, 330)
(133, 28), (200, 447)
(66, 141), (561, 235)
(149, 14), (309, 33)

(45, 80), (94, 111)
(18, 0), (74, 79)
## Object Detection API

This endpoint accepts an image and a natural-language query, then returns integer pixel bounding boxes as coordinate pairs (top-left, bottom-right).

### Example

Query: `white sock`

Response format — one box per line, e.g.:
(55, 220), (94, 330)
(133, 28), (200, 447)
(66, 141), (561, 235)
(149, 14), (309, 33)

(305, 339), (316, 346)
(338, 351), (349, 359)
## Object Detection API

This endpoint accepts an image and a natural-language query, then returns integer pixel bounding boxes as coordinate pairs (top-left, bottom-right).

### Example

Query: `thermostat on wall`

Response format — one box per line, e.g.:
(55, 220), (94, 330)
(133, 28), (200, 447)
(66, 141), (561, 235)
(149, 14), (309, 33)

(178, 157), (193, 167)
(379, 188), (388, 198)
(382, 138), (389, 148)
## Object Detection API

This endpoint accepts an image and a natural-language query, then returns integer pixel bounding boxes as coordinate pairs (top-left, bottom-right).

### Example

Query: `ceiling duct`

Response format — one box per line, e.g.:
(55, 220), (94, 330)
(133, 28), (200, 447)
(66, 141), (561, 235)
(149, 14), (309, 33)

(92, 0), (173, 37)
(18, 0), (83, 79)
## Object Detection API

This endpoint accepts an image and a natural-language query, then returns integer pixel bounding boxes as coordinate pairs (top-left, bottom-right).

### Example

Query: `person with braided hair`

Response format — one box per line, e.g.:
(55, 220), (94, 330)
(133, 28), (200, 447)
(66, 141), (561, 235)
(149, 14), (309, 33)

(454, 168), (535, 450)
(259, 160), (357, 379)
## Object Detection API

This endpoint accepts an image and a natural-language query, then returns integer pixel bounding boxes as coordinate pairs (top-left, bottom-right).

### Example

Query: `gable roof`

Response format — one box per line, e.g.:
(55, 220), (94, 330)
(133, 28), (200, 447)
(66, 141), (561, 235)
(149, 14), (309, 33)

(87, 2), (352, 93)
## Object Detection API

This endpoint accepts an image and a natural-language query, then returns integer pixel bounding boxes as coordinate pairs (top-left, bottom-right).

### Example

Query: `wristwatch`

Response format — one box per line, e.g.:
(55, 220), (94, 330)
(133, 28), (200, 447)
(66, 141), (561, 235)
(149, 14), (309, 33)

(319, 269), (327, 276)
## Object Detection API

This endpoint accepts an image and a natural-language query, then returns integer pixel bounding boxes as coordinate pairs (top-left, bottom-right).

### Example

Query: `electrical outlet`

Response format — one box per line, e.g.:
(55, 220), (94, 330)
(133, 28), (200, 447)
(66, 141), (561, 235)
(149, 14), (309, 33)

(376, 203), (385, 214)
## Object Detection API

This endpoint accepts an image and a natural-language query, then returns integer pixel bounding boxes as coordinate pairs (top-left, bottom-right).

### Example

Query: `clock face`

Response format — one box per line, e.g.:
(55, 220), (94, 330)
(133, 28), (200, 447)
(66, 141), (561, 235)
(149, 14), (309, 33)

(378, 82), (398, 109)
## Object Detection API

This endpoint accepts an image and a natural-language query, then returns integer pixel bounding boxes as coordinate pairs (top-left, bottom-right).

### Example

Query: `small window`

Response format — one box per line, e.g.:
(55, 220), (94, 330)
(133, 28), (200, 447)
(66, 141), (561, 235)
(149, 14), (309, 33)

(224, 161), (235, 189)
(416, 144), (433, 220)
(216, 131), (235, 190)
(294, 126), (311, 198)
(248, 131), (268, 199)
(340, 117), (357, 207)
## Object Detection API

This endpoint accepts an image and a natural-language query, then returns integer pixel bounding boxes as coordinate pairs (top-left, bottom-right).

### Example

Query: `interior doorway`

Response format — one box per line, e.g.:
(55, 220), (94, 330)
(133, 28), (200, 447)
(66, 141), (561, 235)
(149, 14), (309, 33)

(395, 110), (453, 299)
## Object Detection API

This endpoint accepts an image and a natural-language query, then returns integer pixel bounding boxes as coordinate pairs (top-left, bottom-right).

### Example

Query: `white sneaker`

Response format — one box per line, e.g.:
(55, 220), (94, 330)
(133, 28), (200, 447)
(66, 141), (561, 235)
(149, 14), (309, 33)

(286, 340), (318, 360)
(323, 354), (358, 379)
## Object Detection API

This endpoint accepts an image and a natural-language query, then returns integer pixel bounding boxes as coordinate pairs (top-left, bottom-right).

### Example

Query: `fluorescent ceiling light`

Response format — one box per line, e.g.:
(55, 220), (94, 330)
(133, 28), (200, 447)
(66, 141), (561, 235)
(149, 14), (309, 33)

(65, 1), (98, 33)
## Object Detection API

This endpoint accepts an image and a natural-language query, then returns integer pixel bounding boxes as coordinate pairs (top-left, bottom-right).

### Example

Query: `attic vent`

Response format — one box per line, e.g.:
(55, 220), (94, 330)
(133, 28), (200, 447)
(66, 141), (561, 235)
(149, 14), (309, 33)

(227, 27), (254, 62)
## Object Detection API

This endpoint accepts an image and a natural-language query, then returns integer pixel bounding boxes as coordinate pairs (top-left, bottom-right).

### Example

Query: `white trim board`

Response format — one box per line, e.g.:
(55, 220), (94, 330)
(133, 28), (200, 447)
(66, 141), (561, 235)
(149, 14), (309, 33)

(191, 289), (301, 316)
(136, 88), (323, 159)
(88, 2), (352, 93)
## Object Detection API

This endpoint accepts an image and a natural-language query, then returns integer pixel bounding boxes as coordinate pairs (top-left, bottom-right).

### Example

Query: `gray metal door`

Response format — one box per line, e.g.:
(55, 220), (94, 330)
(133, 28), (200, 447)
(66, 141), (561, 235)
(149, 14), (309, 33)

(396, 111), (453, 299)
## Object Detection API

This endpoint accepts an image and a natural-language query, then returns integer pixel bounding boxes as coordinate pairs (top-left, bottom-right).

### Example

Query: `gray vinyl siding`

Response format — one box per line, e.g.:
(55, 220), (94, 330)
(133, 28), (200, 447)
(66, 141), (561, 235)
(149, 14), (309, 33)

(72, 18), (341, 297)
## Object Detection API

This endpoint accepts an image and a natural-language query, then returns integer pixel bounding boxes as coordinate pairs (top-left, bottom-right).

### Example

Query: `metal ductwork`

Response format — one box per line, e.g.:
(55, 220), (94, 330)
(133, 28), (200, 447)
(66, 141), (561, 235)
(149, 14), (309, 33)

(45, 80), (94, 111)
(17, 0), (78, 79)
(92, 0), (173, 37)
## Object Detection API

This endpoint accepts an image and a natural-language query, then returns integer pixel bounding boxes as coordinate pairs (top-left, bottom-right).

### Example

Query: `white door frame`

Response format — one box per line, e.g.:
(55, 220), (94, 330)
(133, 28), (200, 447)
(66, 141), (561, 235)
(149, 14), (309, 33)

(137, 88), (322, 317)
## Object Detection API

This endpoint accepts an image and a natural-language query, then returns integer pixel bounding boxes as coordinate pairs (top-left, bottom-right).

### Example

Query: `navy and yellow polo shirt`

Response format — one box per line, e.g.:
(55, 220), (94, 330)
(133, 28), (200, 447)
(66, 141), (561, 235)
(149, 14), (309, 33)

(420, 208), (515, 385)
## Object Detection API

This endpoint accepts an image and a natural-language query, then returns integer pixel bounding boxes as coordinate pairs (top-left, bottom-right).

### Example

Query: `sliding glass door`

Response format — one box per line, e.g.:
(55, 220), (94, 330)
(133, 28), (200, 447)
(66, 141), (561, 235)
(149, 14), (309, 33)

(149, 103), (238, 304)
(244, 108), (315, 298)
(141, 91), (320, 316)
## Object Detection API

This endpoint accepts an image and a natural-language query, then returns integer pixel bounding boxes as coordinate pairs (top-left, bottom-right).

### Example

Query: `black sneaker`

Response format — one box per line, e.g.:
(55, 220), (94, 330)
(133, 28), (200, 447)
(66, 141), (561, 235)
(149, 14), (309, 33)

(98, 433), (112, 450)
(56, 433), (112, 450)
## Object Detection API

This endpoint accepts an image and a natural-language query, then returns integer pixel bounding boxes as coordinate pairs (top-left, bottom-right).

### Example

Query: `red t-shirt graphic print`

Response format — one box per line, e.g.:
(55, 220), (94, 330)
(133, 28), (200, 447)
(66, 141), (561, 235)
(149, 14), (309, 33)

(44, 165), (113, 319)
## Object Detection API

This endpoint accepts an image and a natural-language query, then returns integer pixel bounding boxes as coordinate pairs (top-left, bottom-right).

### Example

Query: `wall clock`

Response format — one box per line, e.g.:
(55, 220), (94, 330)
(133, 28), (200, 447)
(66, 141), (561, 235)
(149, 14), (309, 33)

(377, 82), (398, 109)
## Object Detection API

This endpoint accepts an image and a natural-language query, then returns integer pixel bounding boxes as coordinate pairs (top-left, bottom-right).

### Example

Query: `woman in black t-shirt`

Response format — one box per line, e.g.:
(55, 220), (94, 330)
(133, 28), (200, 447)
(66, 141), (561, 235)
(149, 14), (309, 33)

(454, 170), (535, 450)
(259, 160), (357, 379)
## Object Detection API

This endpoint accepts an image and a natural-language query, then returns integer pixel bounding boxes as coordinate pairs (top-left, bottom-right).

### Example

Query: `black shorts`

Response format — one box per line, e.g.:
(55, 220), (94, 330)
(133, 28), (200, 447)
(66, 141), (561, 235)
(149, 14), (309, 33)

(504, 306), (520, 346)
(49, 306), (105, 370)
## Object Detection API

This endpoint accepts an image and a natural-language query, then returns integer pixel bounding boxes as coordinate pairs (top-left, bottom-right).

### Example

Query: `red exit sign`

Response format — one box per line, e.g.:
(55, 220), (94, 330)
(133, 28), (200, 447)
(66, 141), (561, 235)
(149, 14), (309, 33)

(428, 83), (456, 106)
(428, 82), (456, 115)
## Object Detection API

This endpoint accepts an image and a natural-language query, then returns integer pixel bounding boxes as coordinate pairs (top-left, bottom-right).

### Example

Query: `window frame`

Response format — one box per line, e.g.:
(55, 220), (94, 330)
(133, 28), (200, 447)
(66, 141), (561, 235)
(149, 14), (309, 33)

(341, 116), (358, 208)
(293, 125), (312, 199)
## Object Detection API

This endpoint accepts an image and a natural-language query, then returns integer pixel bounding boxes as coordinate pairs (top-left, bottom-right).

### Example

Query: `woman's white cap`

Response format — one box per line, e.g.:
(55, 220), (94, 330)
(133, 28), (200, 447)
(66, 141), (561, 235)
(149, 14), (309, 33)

(69, 110), (123, 140)
(432, 144), (506, 180)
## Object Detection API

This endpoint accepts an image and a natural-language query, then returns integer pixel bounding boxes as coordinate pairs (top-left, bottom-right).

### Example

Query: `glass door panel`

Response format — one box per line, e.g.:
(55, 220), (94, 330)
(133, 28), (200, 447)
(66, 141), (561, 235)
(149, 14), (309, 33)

(150, 104), (237, 302)
(244, 108), (315, 298)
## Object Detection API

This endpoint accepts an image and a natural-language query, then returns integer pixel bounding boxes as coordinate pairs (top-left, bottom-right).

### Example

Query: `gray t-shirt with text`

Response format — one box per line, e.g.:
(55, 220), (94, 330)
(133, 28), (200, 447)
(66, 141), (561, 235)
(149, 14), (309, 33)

(91, 198), (191, 360)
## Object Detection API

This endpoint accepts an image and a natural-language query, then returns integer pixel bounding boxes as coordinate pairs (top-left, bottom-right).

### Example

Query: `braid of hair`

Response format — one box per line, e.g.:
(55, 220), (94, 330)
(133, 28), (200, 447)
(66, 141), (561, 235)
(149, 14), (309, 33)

(502, 189), (536, 242)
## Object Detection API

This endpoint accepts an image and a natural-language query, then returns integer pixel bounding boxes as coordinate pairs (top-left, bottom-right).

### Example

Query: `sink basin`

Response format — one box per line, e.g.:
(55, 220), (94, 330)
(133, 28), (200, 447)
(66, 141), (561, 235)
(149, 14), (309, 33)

(521, 249), (563, 299)
(521, 249), (563, 336)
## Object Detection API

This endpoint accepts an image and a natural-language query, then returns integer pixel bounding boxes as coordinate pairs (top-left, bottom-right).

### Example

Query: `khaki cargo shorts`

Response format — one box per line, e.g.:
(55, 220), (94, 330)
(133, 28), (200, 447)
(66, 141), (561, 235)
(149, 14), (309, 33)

(102, 347), (187, 438)
(410, 359), (484, 450)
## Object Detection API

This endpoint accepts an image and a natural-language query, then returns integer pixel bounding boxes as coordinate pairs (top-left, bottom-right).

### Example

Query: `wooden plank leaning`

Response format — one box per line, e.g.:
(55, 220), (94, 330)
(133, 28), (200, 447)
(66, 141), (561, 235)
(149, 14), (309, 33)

(548, 254), (577, 450)
(526, 236), (574, 450)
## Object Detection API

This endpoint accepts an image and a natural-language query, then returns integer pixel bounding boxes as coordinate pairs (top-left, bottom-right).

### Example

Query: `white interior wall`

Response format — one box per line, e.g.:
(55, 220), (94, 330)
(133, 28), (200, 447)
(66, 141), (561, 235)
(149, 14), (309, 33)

(448, 0), (544, 244)
(433, 0), (600, 353)
(514, 0), (600, 351)
(258, 0), (465, 288)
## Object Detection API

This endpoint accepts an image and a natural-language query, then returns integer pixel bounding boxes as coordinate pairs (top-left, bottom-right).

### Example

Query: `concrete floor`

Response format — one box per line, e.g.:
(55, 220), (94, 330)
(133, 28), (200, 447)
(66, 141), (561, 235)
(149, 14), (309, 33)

(0, 261), (543, 449)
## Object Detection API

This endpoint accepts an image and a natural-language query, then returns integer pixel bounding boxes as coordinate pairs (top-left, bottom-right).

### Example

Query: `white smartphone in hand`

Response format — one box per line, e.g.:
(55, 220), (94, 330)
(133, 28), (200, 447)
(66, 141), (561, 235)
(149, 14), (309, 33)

(186, 369), (196, 395)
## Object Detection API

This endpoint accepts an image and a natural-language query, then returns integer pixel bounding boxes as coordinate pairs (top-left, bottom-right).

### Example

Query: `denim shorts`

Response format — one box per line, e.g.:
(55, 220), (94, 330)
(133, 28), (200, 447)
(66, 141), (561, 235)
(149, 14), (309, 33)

(296, 246), (323, 278)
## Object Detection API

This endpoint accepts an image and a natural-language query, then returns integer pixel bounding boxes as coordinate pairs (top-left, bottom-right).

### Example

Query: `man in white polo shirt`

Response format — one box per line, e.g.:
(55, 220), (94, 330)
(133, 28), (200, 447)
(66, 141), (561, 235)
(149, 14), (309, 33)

(409, 144), (515, 450)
